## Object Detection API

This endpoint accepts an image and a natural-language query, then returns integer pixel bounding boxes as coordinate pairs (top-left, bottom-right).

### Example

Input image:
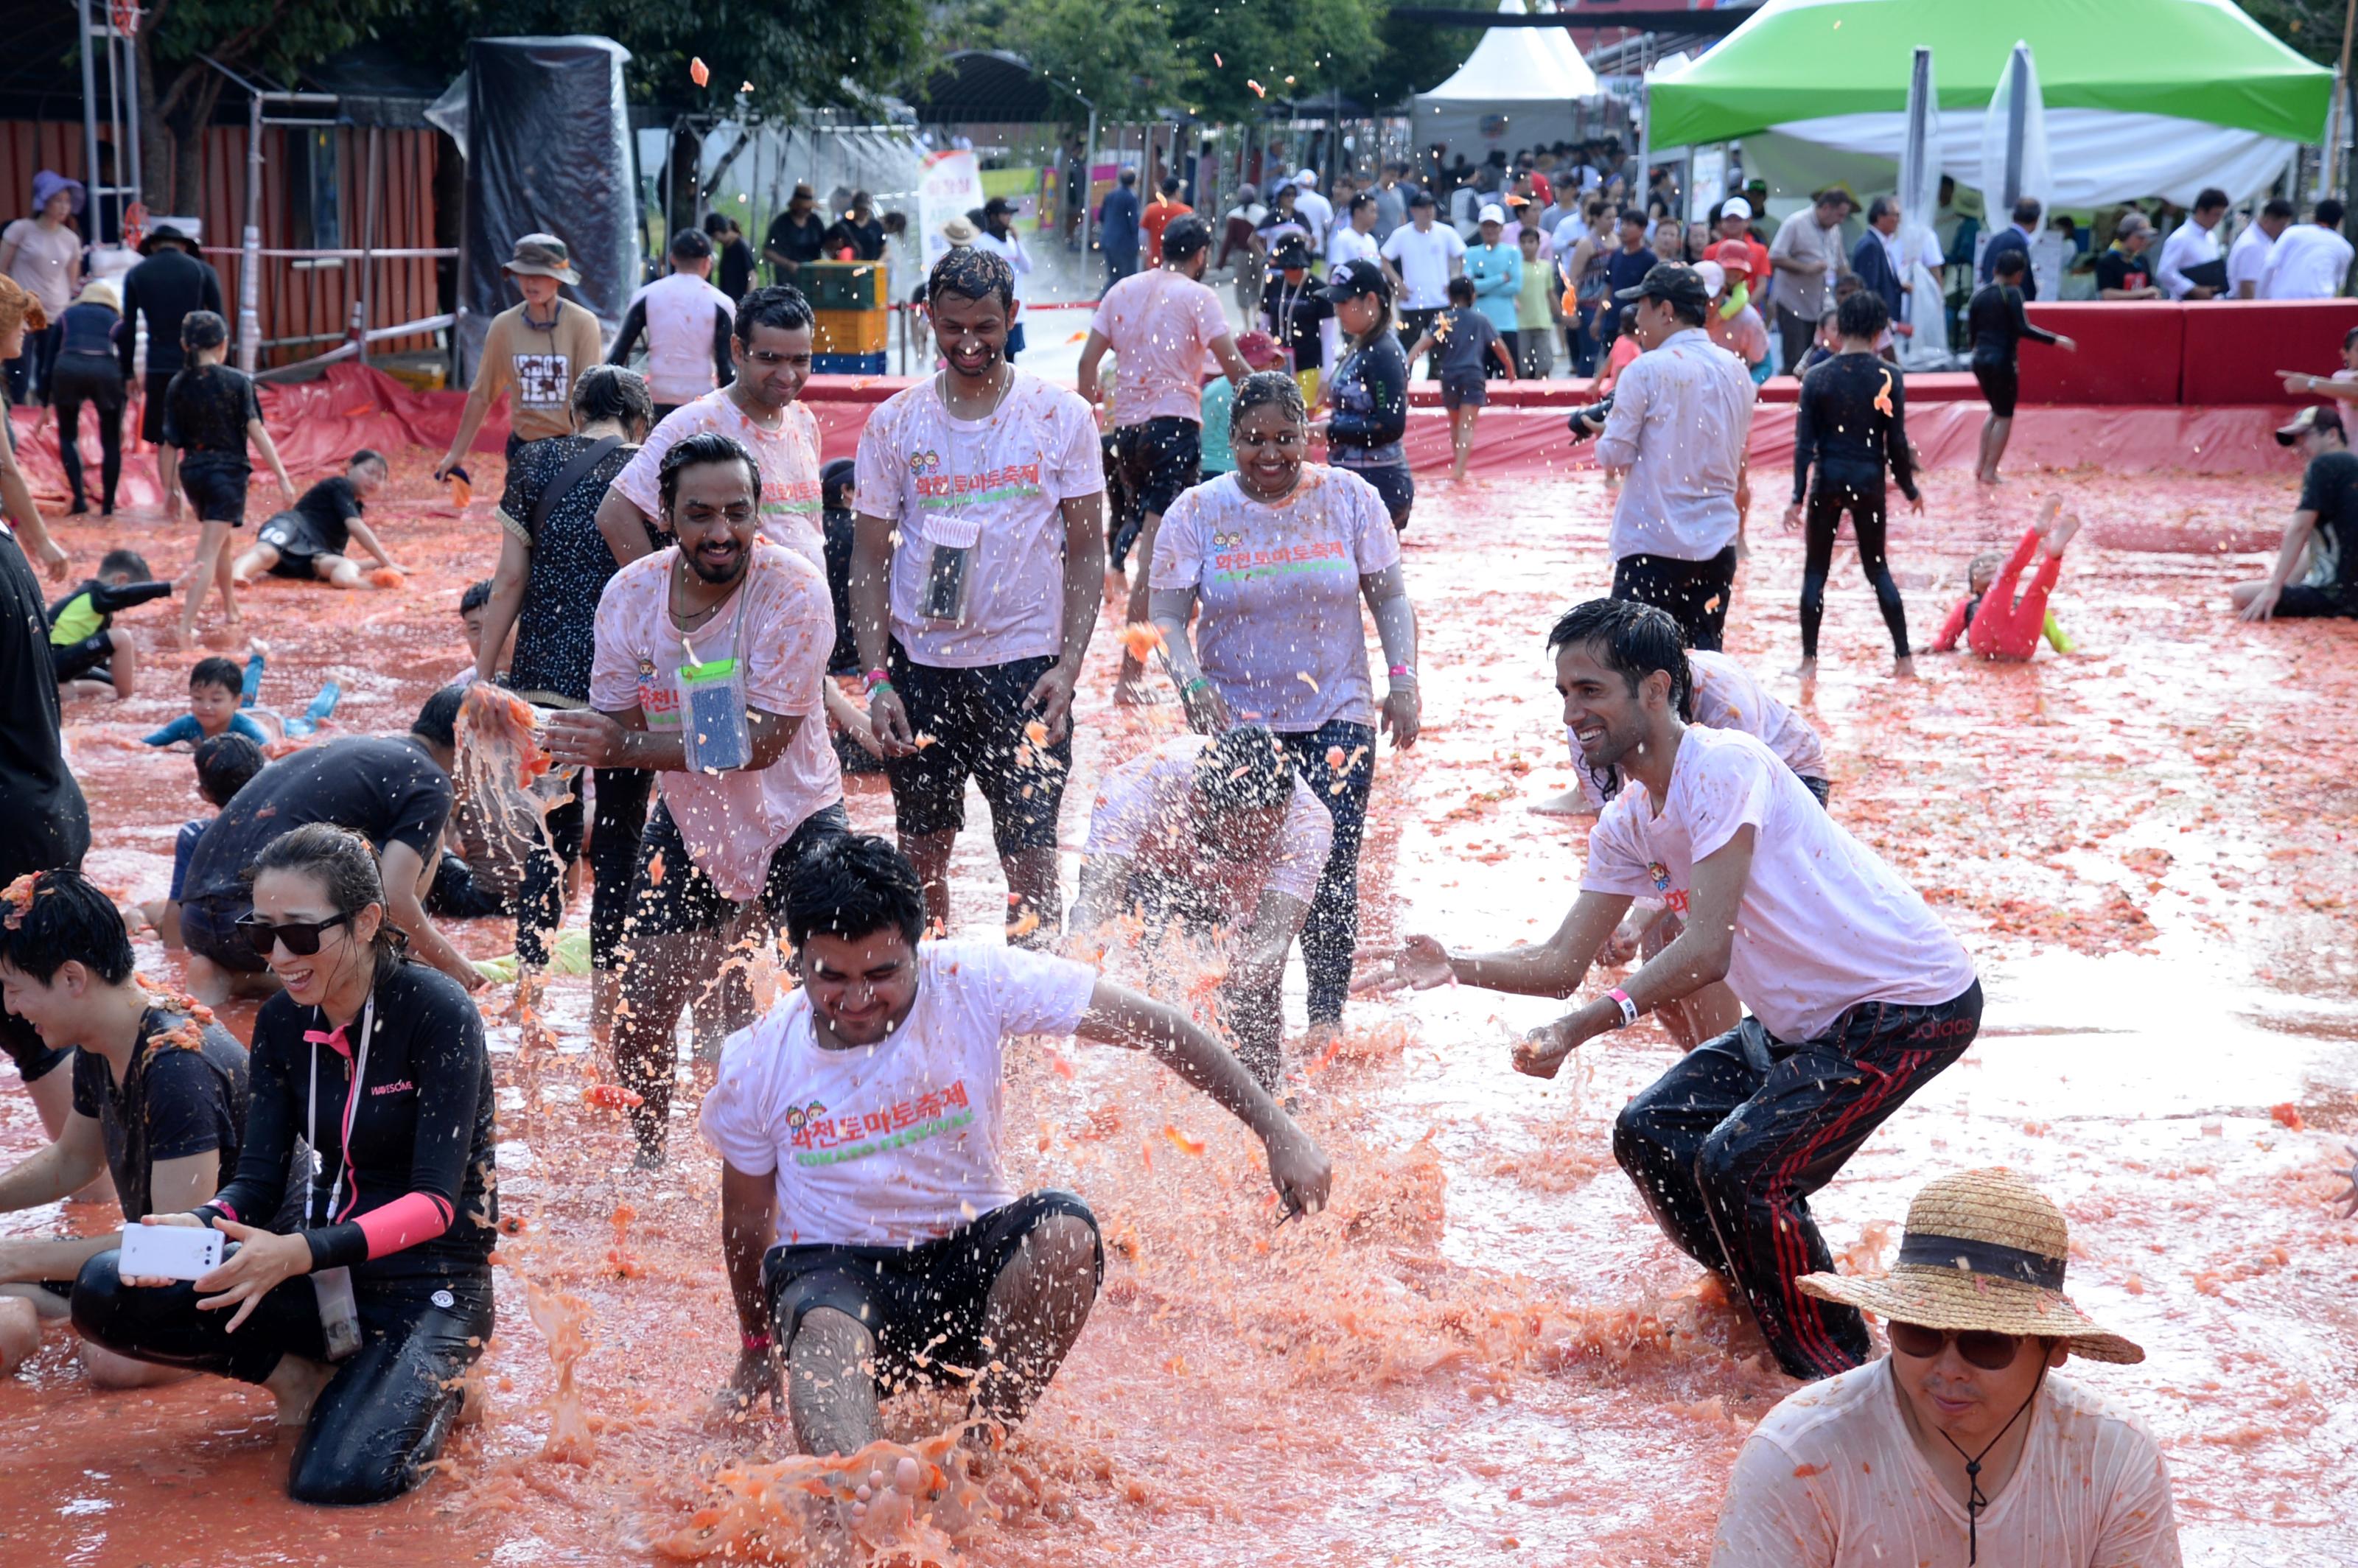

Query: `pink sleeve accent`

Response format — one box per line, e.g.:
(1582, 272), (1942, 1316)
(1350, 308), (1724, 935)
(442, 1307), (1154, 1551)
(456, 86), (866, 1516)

(206, 1199), (239, 1224)
(1931, 595), (1970, 654)
(353, 1191), (455, 1261)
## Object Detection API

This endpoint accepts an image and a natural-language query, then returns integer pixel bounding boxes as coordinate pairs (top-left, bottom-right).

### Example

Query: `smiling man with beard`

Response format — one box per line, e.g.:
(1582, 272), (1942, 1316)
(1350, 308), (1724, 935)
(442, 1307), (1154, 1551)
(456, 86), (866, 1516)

(547, 431), (845, 1166)
(1365, 597), (1981, 1382)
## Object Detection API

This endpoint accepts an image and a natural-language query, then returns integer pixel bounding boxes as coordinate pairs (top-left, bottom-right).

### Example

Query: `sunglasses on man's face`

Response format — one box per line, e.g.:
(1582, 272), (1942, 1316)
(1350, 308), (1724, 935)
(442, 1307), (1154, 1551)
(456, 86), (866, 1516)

(236, 911), (352, 959)
(1887, 1320), (2024, 1371)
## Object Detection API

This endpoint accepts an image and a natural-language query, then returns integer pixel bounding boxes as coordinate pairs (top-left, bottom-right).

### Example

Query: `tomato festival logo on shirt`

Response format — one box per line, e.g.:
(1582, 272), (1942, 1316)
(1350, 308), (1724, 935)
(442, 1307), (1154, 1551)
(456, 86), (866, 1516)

(1648, 859), (1690, 914)
(789, 1079), (975, 1166)
(1208, 537), (1353, 577)
(914, 460), (1045, 509)
(908, 449), (942, 476)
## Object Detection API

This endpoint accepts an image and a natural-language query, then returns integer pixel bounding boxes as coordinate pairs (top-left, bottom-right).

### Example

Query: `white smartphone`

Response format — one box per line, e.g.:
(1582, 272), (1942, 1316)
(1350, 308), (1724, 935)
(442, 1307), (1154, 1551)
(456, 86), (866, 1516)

(118, 1222), (225, 1281)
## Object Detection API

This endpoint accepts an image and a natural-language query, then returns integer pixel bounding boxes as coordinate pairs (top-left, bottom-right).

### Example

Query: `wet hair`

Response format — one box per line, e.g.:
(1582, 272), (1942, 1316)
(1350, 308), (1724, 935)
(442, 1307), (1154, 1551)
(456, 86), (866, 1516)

(671, 227), (713, 262)
(1446, 275), (1477, 306)
(820, 456), (856, 513)
(2318, 198), (2346, 227)
(195, 732), (266, 808)
(181, 309), (228, 351)
(786, 833), (928, 951)
(1228, 369), (1308, 439)
(0, 868), (134, 987)
(189, 655), (242, 696)
(1195, 727), (1296, 813)
(98, 547), (150, 580)
(1993, 250), (2029, 280)
(248, 822), (402, 981)
(412, 686), (463, 750)
(928, 245), (1016, 313)
(657, 428), (762, 515)
(1546, 598), (1693, 719)
(2011, 197), (2043, 228)
(1162, 214), (1213, 263)
(459, 579), (494, 617)
(1836, 289), (1889, 340)
(349, 448), (388, 473)
(735, 284), (814, 346)
(571, 362), (654, 433)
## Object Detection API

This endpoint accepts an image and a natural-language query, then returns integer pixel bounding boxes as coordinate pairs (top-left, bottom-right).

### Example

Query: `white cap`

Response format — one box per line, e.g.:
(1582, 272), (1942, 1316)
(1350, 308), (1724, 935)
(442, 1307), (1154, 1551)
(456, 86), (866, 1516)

(1295, 168), (1317, 185)
(1721, 195), (1752, 221)
(1478, 203), (1506, 225)
(1694, 260), (1728, 298)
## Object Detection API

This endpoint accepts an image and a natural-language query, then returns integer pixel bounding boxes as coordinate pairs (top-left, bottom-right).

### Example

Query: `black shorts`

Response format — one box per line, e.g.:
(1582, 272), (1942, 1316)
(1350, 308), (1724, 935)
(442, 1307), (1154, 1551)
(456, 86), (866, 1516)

(1115, 417), (1202, 517)
(141, 370), (175, 444)
(1440, 369), (1487, 410)
(1799, 775), (1832, 809)
(180, 892), (268, 975)
(625, 797), (849, 938)
(1338, 463), (1414, 528)
(882, 644), (1070, 852)
(49, 631), (114, 684)
(2273, 584), (2358, 618)
(1970, 358), (2019, 419)
(764, 1189), (1102, 1390)
(1612, 545), (1739, 653)
(177, 456), (251, 525)
(257, 511), (332, 575)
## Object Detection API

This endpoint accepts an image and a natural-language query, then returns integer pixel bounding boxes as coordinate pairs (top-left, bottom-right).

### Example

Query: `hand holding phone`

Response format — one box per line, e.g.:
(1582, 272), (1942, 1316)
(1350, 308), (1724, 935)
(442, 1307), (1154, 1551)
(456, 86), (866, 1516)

(119, 1219), (224, 1281)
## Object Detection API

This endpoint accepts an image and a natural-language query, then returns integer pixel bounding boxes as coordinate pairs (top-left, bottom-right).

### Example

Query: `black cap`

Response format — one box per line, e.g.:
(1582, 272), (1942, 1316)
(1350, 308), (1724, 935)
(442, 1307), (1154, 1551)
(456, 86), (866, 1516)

(1614, 262), (1710, 313)
(981, 195), (1016, 217)
(1319, 258), (1390, 304)
(1272, 236), (1312, 270)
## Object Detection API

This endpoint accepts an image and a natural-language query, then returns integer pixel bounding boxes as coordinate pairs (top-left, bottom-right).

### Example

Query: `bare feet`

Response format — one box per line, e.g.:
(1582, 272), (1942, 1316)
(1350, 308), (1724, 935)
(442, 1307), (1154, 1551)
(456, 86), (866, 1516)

(1893, 655), (1918, 680)
(264, 1353), (335, 1427)
(1791, 657), (1819, 682)
(0, 1297), (40, 1375)
(2043, 510), (2082, 555)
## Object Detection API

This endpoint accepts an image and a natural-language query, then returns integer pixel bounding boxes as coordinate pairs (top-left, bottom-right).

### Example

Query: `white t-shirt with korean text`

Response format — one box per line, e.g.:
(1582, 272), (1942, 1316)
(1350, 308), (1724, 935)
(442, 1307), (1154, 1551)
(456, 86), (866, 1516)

(853, 371), (1104, 668)
(589, 543), (842, 901)
(1581, 726), (1974, 1042)
(1085, 734), (1334, 913)
(698, 942), (1099, 1247)
(610, 390), (827, 572)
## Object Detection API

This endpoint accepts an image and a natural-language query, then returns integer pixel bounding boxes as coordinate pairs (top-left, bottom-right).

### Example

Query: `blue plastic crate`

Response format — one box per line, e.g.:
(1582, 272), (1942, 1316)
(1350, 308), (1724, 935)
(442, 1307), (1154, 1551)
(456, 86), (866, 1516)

(812, 351), (889, 376)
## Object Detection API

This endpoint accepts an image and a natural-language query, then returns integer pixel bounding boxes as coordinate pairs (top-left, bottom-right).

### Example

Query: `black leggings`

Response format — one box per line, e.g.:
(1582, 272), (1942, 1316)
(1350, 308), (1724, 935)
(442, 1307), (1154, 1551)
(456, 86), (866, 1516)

(1278, 721), (1374, 1029)
(516, 765), (652, 969)
(50, 356), (125, 511)
(72, 1249), (494, 1505)
(1799, 477), (1910, 659)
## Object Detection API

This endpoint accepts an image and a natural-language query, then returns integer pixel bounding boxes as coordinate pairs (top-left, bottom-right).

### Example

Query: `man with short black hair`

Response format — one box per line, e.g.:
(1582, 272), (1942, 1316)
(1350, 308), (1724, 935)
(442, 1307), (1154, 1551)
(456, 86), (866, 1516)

(1770, 189), (1853, 369)
(852, 248), (1107, 941)
(2259, 198), (2354, 299)
(2158, 186), (2231, 300)
(763, 183), (829, 282)
(1141, 176), (1192, 267)
(1079, 214), (1251, 701)
(609, 227), (736, 422)
(1572, 264), (1756, 651)
(704, 833), (1329, 1452)
(2229, 198), (2295, 298)
(0, 867), (266, 1383)
(2234, 404), (2358, 620)
(175, 695), (483, 1001)
(1367, 597), (1981, 1381)
(1379, 192), (1468, 374)
(1979, 197), (2044, 301)
(1099, 169), (1143, 287)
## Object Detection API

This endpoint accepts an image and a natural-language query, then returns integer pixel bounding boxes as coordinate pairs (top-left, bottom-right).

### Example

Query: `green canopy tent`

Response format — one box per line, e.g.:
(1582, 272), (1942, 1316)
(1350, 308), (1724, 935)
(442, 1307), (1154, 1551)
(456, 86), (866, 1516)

(1645, 0), (2331, 205)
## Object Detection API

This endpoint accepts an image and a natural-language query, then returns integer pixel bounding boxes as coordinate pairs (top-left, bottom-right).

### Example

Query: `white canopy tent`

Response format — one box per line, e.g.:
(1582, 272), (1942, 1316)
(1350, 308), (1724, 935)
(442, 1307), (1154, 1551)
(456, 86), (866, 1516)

(1414, 0), (1602, 162)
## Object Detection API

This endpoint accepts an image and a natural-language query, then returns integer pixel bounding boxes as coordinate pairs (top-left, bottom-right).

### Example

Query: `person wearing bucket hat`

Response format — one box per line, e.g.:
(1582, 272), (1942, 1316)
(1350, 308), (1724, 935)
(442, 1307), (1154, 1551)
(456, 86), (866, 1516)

(2232, 402), (2358, 620)
(1710, 1168), (2180, 1567)
(3, 171), (87, 406)
(49, 277), (128, 515)
(1365, 596), (1982, 1383)
(435, 234), (604, 480)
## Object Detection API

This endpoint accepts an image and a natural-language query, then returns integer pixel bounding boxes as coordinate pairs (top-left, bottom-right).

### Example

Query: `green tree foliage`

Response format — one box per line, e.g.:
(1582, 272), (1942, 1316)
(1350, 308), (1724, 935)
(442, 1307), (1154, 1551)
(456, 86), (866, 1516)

(1166, 0), (1386, 119)
(955, 0), (1182, 119)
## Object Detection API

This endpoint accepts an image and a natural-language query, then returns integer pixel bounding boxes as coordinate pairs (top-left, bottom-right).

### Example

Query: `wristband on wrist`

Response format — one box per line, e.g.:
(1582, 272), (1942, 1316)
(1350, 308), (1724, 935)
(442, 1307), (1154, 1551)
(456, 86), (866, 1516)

(863, 668), (892, 693)
(742, 1329), (773, 1354)
(1183, 676), (1210, 696)
(1387, 663), (1416, 683)
(1606, 987), (1638, 1029)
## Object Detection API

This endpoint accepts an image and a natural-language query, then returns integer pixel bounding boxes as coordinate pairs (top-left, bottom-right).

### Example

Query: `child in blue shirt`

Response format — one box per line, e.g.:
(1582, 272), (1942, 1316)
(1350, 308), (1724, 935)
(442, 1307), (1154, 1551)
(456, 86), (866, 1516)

(143, 656), (267, 748)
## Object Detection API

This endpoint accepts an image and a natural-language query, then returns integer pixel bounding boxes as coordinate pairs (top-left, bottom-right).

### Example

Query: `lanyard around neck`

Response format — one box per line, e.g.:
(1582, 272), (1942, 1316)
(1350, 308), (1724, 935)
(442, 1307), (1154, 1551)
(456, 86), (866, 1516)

(307, 991), (377, 1229)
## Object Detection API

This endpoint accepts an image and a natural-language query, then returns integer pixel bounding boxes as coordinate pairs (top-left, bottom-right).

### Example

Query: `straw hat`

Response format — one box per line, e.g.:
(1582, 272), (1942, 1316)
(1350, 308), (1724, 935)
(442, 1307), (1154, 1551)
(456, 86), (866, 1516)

(939, 215), (979, 247)
(74, 278), (121, 314)
(1797, 1168), (2143, 1365)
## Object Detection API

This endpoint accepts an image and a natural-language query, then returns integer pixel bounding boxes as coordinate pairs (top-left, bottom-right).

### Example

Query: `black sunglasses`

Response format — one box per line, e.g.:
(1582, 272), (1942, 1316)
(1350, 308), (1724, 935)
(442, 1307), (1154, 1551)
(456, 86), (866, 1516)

(236, 911), (352, 959)
(1887, 1320), (2023, 1371)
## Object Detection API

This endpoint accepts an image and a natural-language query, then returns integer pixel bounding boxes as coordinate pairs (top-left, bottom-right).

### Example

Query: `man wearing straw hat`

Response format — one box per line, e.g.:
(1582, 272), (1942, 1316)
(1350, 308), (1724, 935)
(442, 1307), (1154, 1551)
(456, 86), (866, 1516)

(1710, 1167), (2180, 1567)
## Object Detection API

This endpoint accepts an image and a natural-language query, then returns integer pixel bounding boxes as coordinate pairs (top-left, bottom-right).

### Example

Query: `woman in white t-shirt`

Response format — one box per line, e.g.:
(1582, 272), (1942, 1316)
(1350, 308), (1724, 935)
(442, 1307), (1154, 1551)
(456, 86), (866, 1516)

(1148, 371), (1421, 1053)
(1, 171), (85, 405)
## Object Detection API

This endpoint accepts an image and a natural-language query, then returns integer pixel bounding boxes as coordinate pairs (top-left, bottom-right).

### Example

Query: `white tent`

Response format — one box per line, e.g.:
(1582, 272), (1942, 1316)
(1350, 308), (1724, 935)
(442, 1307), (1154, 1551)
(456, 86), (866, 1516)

(1415, 0), (1602, 161)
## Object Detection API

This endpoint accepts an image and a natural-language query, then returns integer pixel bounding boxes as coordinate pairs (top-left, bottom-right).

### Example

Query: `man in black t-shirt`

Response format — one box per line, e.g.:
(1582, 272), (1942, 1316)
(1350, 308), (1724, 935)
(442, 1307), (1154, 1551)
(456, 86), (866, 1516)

(762, 183), (829, 282)
(0, 870), (259, 1382)
(232, 449), (403, 588)
(2237, 404), (2358, 620)
(2093, 214), (2163, 300)
(177, 693), (487, 1001)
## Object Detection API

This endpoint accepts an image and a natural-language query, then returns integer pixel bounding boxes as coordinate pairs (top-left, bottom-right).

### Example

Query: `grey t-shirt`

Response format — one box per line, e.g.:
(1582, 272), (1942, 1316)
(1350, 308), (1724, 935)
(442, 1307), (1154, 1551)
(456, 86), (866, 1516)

(1433, 307), (1502, 379)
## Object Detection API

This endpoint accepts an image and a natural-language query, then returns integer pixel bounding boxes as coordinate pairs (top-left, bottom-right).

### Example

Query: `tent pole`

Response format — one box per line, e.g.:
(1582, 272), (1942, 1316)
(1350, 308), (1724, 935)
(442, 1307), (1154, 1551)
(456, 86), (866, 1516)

(1080, 108), (1097, 288)
(2335, 0), (2357, 203)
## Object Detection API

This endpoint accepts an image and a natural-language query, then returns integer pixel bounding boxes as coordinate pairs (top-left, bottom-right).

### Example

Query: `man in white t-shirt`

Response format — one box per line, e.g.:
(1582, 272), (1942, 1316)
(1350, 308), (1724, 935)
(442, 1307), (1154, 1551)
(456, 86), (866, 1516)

(607, 228), (736, 419)
(704, 834), (1330, 1455)
(1071, 728), (1334, 1088)
(853, 247), (1108, 943)
(1326, 191), (1381, 272)
(1290, 169), (1334, 253)
(1379, 192), (1467, 369)
(1368, 598), (1981, 1381)
(2227, 198), (2292, 298)
(1077, 214), (1251, 702)
(1710, 1167), (2181, 1568)
(2258, 198), (2354, 299)
(548, 430), (845, 1163)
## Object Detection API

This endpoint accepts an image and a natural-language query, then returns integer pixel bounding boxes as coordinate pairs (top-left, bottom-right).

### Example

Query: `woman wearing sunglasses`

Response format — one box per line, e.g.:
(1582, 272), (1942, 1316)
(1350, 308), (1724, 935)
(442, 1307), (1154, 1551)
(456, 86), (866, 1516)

(1708, 1168), (2181, 1567)
(73, 822), (497, 1506)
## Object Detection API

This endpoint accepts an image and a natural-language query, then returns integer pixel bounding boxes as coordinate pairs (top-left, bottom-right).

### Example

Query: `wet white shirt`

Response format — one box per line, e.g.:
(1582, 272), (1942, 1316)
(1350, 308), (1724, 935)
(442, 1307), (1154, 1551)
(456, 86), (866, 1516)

(1709, 1359), (2183, 1568)
(699, 942), (1098, 1247)
(1592, 328), (1757, 563)
(1581, 726), (1975, 1042)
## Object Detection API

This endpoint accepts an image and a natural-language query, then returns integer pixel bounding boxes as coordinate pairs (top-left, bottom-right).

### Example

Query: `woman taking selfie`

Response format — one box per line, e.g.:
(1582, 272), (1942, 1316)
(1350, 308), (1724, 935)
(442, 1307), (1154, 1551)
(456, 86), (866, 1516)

(1149, 370), (1421, 1059)
(74, 823), (497, 1505)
